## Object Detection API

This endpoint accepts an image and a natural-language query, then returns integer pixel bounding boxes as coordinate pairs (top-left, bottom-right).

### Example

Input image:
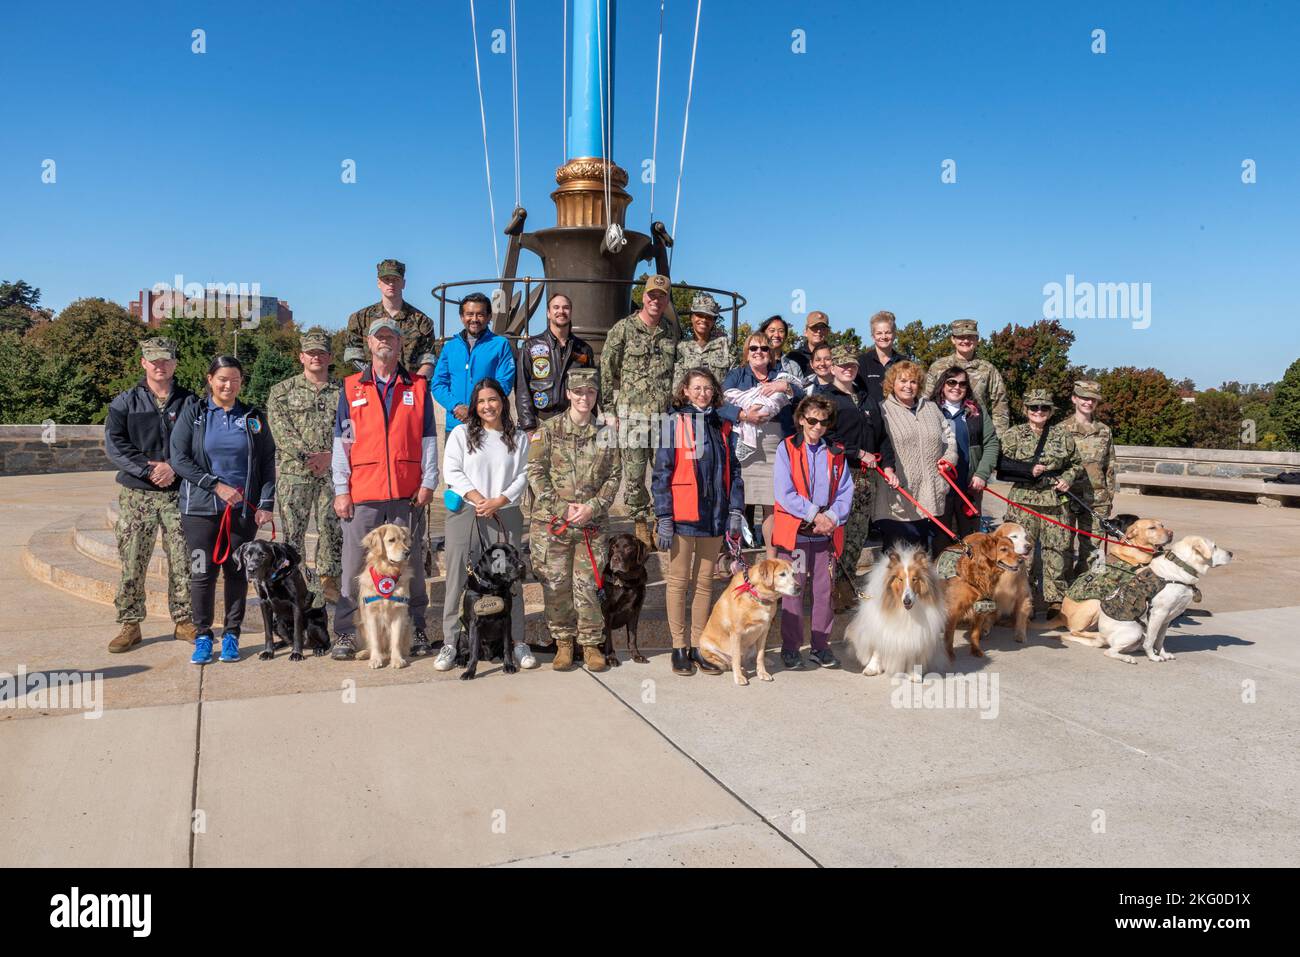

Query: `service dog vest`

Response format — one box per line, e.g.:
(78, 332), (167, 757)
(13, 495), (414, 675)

(1099, 566), (1164, 622)
(772, 436), (845, 557)
(343, 368), (428, 503)
(669, 413), (732, 524)
(936, 545), (996, 615)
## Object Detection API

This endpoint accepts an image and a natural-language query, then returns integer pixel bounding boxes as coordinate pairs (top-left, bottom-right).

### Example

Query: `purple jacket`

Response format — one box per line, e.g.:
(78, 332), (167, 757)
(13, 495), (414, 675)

(774, 436), (853, 538)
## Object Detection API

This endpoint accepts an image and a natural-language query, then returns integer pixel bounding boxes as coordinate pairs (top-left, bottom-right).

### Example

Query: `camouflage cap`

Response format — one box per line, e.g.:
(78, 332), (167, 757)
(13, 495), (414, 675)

(689, 292), (720, 317)
(367, 317), (404, 337)
(831, 344), (859, 366)
(300, 327), (332, 352)
(377, 259), (405, 279)
(141, 336), (177, 361)
(1023, 388), (1055, 410)
(566, 368), (599, 391)
(950, 319), (980, 337)
(805, 310), (830, 330)
(643, 274), (671, 298)
(1073, 379), (1102, 400)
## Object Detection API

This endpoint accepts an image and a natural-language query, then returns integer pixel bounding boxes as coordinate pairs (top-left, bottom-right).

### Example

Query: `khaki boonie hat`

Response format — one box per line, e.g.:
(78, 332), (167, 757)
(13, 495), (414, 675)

(1073, 379), (1102, 400)
(643, 274), (671, 298)
(567, 368), (599, 391)
(831, 345), (859, 366)
(377, 259), (406, 279)
(141, 337), (177, 360)
(950, 319), (979, 337)
(1023, 388), (1055, 410)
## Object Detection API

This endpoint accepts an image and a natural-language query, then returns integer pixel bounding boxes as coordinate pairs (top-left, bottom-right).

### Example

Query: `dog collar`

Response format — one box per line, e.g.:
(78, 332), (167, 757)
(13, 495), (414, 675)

(734, 568), (766, 603)
(365, 566), (408, 603)
(1162, 552), (1201, 579)
(268, 559), (292, 583)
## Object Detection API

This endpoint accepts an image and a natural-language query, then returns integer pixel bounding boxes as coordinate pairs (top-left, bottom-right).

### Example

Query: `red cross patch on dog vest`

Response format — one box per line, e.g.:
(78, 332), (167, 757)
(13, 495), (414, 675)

(370, 567), (397, 598)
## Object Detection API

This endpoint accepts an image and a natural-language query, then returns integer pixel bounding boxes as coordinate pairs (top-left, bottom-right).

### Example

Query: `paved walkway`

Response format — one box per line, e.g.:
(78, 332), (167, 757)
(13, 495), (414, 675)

(2, 472), (1298, 866)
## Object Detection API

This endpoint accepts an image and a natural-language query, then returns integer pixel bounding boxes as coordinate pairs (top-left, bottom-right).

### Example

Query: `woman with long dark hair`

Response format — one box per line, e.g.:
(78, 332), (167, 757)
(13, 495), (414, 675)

(435, 377), (532, 671)
(170, 355), (276, 665)
(928, 365), (999, 545)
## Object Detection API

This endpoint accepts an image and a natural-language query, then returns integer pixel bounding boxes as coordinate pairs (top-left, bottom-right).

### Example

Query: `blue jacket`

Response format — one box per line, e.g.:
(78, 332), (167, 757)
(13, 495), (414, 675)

(170, 397), (276, 517)
(652, 406), (745, 537)
(718, 365), (805, 438)
(430, 328), (516, 431)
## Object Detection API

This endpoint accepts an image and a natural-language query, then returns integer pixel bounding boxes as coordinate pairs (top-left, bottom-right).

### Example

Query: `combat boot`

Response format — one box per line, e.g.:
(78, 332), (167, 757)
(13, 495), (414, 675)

(173, 621), (198, 642)
(320, 576), (341, 604)
(583, 644), (608, 673)
(109, 622), (142, 653)
(552, 639), (576, 671)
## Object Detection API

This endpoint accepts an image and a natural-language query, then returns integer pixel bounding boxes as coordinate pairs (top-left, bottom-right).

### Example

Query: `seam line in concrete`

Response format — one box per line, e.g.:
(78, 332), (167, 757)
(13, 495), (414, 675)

(1000, 693), (1150, 756)
(488, 820), (765, 866)
(187, 666), (205, 869)
(584, 671), (823, 868)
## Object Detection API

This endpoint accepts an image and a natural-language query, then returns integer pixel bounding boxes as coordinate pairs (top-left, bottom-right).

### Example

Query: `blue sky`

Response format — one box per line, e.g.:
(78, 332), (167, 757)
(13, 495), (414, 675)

(3, 0), (1297, 387)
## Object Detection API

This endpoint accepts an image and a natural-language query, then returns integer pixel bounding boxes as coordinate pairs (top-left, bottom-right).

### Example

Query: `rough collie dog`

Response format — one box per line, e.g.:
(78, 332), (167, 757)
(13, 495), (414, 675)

(846, 545), (947, 681)
(355, 523), (414, 670)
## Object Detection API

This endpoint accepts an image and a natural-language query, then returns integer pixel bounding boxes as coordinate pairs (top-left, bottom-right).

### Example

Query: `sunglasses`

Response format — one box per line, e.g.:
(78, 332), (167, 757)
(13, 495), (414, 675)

(944, 379), (969, 388)
(1026, 405), (1052, 413)
(749, 345), (771, 353)
(804, 416), (830, 427)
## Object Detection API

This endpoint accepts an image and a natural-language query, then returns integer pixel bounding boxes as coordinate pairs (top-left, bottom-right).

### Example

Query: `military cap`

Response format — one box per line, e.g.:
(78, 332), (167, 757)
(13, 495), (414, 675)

(566, 368), (599, 391)
(805, 311), (830, 330)
(690, 292), (720, 317)
(367, 317), (404, 337)
(299, 327), (332, 352)
(377, 259), (406, 279)
(1073, 379), (1102, 400)
(141, 336), (177, 361)
(949, 319), (980, 337)
(831, 344), (859, 366)
(643, 274), (671, 298)
(1023, 388), (1055, 410)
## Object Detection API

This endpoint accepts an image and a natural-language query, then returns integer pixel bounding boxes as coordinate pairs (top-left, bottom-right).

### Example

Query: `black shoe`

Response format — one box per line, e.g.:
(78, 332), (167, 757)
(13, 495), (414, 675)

(410, 630), (432, 657)
(807, 648), (840, 669)
(330, 634), (357, 660)
(691, 648), (723, 675)
(780, 650), (803, 670)
(671, 648), (695, 676)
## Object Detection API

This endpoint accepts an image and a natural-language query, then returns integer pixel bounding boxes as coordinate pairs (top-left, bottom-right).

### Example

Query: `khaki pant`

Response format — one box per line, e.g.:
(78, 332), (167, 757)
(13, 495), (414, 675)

(665, 534), (722, 649)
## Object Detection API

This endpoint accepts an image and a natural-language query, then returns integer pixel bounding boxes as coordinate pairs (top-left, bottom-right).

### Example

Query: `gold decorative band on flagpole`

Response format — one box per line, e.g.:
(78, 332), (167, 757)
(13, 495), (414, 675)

(552, 156), (632, 227)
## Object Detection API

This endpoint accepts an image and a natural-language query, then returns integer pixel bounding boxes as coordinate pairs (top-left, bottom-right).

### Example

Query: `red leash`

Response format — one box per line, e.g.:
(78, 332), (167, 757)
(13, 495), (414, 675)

(978, 483), (1152, 552)
(548, 516), (604, 591)
(867, 463), (960, 542)
(936, 460), (980, 518)
(213, 486), (275, 563)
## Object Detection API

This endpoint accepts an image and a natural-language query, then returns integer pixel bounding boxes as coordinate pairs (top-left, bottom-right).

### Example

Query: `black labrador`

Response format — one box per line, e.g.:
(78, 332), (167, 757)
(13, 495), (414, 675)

(234, 540), (331, 661)
(458, 540), (527, 680)
(600, 533), (650, 666)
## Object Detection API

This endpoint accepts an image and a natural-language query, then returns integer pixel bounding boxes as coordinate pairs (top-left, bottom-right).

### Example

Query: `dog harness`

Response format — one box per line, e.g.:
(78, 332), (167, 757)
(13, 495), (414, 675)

(1094, 552), (1200, 622)
(363, 566), (409, 604)
(935, 546), (997, 615)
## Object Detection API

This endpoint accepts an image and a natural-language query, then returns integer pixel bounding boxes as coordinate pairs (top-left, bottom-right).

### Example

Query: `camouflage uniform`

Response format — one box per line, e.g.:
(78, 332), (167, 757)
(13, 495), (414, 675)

(526, 374), (622, 647)
(1002, 410), (1081, 604)
(115, 484), (191, 624)
(1063, 382), (1117, 577)
(672, 329), (733, 390)
(342, 261), (438, 373)
(599, 284), (677, 524)
(265, 348), (342, 604)
(924, 355), (1011, 438)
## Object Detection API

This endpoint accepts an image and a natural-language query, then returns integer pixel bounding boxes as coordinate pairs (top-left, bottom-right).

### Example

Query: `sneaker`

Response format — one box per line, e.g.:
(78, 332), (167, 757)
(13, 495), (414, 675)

(219, 632), (240, 662)
(433, 644), (457, 671)
(514, 642), (537, 669)
(411, 629), (432, 657)
(330, 634), (357, 660)
(807, 648), (840, 669)
(780, 650), (803, 670)
(191, 634), (214, 665)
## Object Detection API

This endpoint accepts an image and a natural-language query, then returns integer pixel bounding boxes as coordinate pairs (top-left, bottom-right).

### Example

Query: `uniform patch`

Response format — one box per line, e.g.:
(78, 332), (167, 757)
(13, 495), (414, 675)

(247, 416), (261, 433)
(532, 356), (551, 379)
(529, 343), (549, 357)
(534, 390), (549, 409)
(402, 391), (414, 406)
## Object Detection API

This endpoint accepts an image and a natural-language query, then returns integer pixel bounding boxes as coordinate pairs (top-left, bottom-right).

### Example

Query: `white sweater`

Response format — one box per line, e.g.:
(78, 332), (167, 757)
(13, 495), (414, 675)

(443, 426), (530, 504)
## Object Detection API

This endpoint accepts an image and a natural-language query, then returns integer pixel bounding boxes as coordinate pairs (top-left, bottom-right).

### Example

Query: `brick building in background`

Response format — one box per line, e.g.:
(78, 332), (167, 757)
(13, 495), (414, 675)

(128, 288), (293, 329)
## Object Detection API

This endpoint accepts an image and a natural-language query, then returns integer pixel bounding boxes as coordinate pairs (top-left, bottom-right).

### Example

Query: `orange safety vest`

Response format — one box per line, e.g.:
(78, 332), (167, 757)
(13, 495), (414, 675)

(772, 435), (845, 556)
(343, 368), (429, 504)
(669, 413), (732, 524)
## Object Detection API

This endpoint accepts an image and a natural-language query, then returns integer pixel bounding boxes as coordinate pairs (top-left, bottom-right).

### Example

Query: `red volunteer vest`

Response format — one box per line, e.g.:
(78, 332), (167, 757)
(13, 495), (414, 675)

(772, 436), (845, 556)
(343, 369), (429, 504)
(670, 413), (732, 523)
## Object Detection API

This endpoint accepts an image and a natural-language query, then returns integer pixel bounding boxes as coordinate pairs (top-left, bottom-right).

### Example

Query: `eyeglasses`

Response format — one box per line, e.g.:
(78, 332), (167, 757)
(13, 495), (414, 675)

(944, 379), (969, 389)
(804, 416), (830, 427)
(1026, 405), (1052, 413)
(748, 345), (771, 353)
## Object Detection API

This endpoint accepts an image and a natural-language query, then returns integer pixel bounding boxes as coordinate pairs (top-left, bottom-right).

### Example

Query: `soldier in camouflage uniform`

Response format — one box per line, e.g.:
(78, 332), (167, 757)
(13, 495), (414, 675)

(922, 319), (1011, 437)
(672, 292), (733, 388)
(342, 259), (439, 377)
(103, 337), (197, 651)
(526, 368), (622, 673)
(266, 327), (343, 605)
(1001, 389), (1082, 615)
(600, 273), (678, 548)
(1063, 379), (1117, 577)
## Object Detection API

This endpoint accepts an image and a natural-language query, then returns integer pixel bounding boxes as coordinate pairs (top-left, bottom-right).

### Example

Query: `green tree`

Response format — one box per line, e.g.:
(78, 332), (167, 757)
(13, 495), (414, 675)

(159, 311), (217, 395)
(982, 320), (1082, 422)
(0, 332), (102, 424)
(1187, 388), (1243, 449)
(1269, 358), (1300, 449)
(28, 298), (143, 409)
(244, 346), (299, 410)
(0, 280), (52, 335)
(1097, 367), (1193, 447)
(895, 319), (952, 368)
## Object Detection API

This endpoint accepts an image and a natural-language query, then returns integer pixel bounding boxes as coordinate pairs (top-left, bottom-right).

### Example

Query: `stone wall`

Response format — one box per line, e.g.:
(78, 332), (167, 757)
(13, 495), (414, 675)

(0, 425), (110, 476)
(1116, 446), (1300, 481)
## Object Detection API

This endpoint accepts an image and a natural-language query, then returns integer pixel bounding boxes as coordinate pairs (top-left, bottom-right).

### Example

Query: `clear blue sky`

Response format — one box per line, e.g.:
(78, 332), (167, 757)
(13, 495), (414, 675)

(3, 0), (1297, 387)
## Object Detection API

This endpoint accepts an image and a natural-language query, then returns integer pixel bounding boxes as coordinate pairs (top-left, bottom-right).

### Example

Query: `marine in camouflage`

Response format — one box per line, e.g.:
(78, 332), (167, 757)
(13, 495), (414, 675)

(1064, 416), (1117, 575)
(923, 355), (1011, 437)
(115, 486), (191, 624)
(342, 301), (438, 373)
(526, 409), (622, 647)
(672, 329), (733, 389)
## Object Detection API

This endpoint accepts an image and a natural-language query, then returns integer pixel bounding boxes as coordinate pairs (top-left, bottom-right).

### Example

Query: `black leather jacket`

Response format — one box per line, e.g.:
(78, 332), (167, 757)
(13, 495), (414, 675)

(515, 327), (597, 430)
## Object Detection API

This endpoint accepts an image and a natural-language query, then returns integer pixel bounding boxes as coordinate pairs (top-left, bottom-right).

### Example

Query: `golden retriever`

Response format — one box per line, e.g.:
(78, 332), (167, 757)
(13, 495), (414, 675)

(697, 559), (801, 686)
(943, 533), (1026, 659)
(1052, 517), (1174, 640)
(355, 523), (414, 670)
(991, 521), (1034, 643)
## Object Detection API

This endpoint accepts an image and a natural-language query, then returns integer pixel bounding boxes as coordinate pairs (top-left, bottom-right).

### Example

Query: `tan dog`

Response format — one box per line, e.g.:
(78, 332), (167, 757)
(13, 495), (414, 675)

(943, 533), (1025, 659)
(355, 523), (414, 670)
(991, 522), (1034, 643)
(698, 559), (801, 686)
(1053, 518), (1174, 640)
